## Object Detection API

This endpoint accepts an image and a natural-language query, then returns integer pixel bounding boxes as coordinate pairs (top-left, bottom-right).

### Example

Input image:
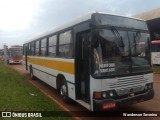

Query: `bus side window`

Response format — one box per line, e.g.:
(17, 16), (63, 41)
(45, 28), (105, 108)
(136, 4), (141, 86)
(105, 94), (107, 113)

(28, 43), (31, 55)
(41, 38), (47, 56)
(58, 30), (73, 58)
(35, 40), (40, 56)
(49, 35), (57, 57)
(31, 42), (35, 56)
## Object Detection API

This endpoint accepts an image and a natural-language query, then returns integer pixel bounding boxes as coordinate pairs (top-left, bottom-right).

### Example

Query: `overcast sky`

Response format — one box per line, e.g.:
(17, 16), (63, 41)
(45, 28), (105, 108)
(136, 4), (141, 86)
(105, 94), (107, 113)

(0, 0), (160, 49)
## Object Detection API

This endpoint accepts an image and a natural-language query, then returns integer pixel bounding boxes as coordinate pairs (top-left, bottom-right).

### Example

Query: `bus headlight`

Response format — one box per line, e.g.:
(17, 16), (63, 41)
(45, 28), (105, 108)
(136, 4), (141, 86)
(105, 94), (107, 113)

(102, 92), (107, 98)
(109, 91), (114, 97)
(94, 90), (116, 99)
(102, 90), (115, 98)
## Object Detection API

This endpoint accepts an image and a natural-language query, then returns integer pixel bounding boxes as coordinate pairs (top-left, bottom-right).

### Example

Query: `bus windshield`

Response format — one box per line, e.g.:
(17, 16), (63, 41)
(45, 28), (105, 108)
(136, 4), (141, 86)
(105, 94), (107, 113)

(92, 28), (152, 77)
(9, 48), (22, 57)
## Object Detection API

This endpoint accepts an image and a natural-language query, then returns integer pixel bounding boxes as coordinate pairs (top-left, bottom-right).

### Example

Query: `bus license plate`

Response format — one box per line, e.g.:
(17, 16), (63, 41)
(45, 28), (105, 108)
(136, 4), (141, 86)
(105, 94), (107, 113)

(102, 102), (116, 109)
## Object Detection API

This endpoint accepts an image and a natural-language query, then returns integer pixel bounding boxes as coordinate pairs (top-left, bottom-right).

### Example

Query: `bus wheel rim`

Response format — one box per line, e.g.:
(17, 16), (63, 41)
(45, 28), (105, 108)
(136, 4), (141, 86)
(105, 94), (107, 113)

(60, 84), (67, 97)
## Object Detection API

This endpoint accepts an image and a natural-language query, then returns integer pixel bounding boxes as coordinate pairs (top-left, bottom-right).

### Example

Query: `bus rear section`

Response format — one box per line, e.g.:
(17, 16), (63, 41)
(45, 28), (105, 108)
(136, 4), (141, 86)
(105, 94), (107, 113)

(151, 40), (160, 65)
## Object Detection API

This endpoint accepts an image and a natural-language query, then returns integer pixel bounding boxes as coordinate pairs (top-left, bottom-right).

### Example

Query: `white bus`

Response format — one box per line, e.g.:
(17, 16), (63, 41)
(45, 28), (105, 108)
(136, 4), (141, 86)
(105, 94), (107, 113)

(151, 40), (160, 65)
(23, 12), (154, 111)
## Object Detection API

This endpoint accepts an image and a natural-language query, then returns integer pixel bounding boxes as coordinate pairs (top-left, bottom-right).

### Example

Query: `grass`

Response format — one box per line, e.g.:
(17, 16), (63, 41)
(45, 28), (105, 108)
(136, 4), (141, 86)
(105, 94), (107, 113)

(0, 61), (72, 120)
(153, 65), (160, 73)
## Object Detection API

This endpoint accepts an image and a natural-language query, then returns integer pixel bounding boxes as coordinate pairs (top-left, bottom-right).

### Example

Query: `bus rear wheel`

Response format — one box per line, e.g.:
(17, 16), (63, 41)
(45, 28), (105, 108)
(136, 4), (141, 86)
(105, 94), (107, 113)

(60, 82), (72, 104)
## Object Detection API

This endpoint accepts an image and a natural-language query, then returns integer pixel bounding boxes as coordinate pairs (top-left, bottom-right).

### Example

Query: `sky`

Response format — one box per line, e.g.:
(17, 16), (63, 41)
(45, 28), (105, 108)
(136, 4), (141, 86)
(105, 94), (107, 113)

(0, 0), (160, 49)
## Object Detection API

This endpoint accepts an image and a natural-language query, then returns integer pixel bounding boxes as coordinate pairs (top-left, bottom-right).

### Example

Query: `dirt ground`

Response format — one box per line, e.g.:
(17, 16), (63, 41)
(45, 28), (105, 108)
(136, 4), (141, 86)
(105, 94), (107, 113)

(10, 64), (160, 120)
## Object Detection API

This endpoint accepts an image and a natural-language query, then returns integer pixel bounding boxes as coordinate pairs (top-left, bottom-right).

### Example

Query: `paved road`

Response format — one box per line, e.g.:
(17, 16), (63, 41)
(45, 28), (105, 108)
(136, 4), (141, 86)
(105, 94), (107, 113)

(10, 64), (160, 120)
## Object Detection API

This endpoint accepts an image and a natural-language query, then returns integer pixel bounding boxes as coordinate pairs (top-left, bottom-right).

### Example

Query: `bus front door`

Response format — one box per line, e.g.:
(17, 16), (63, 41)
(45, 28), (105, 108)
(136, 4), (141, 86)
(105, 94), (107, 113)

(76, 31), (90, 103)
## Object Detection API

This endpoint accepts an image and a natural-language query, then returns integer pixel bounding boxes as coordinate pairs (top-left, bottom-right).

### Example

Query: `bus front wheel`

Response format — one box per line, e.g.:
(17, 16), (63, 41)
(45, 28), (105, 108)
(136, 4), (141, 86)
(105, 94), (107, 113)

(60, 82), (72, 104)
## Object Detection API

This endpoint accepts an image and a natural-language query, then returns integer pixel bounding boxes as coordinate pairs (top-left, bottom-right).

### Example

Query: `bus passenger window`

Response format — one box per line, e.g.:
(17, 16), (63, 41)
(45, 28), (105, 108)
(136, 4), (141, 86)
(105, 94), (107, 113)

(31, 42), (35, 56)
(35, 41), (40, 56)
(41, 38), (47, 56)
(58, 30), (73, 58)
(27, 43), (30, 56)
(49, 35), (57, 57)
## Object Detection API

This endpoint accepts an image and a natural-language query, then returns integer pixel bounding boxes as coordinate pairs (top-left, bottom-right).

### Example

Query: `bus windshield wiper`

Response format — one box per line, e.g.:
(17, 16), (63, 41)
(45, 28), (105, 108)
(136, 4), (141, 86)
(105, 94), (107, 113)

(111, 27), (124, 48)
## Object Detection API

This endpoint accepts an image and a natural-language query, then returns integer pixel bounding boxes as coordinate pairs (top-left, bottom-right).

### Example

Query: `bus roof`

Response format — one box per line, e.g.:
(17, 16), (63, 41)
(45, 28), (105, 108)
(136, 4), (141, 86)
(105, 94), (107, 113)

(24, 12), (145, 44)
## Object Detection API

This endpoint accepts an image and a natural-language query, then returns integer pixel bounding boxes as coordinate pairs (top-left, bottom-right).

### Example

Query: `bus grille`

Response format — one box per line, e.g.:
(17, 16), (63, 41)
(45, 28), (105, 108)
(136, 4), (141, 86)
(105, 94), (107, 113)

(106, 75), (147, 96)
(116, 86), (145, 96)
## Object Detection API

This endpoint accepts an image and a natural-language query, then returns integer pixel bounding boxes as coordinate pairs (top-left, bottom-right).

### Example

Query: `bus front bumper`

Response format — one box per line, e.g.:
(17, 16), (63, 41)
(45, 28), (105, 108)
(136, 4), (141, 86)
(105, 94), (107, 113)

(93, 89), (154, 111)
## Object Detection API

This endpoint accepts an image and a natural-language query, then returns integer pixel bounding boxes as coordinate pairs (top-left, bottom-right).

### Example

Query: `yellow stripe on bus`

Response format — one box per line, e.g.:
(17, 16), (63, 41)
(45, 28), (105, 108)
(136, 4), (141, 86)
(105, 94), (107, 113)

(27, 57), (75, 74)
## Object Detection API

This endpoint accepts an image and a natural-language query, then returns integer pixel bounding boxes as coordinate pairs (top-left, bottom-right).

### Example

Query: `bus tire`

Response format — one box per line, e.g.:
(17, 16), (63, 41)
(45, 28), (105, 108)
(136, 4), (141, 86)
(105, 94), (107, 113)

(30, 66), (35, 80)
(60, 81), (72, 104)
